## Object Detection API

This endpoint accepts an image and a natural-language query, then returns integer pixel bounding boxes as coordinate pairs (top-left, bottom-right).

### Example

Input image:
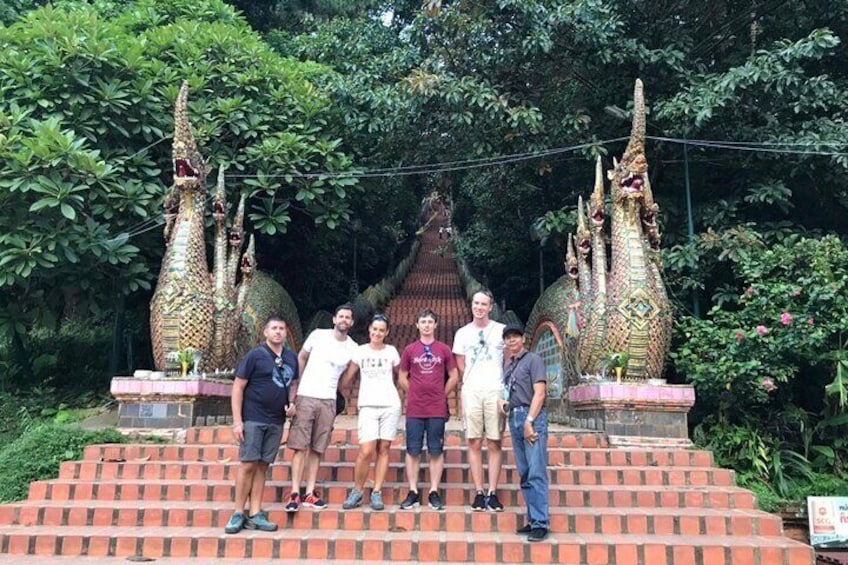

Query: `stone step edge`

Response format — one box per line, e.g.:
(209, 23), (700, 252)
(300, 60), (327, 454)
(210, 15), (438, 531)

(0, 526), (815, 564)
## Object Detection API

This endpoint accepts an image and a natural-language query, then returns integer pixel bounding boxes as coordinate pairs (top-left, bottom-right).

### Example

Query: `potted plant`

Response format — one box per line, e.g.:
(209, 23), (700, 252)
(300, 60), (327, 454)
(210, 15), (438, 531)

(166, 347), (200, 377)
(602, 351), (630, 382)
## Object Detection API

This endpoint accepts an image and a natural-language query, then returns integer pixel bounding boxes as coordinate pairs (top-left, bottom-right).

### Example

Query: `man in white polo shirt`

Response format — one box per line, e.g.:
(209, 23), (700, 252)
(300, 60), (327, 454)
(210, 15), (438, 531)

(452, 289), (505, 511)
(285, 303), (358, 511)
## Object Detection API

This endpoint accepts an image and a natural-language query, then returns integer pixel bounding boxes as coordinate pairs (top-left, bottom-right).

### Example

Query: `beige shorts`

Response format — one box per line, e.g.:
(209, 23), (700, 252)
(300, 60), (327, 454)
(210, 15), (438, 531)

(358, 406), (402, 443)
(462, 388), (504, 441)
(287, 396), (336, 454)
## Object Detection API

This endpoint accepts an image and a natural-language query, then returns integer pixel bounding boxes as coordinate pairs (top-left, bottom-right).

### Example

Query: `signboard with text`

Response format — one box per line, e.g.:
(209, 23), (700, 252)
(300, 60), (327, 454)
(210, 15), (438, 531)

(808, 496), (848, 548)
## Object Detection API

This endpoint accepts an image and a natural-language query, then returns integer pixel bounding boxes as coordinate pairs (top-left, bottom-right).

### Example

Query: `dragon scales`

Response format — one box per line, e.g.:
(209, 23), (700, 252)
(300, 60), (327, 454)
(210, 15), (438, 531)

(527, 79), (672, 382)
(150, 83), (302, 372)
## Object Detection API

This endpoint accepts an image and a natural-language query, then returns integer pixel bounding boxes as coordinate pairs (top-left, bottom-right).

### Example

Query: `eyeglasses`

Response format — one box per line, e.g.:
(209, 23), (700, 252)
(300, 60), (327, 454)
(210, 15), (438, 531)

(478, 330), (486, 347)
(423, 344), (433, 360)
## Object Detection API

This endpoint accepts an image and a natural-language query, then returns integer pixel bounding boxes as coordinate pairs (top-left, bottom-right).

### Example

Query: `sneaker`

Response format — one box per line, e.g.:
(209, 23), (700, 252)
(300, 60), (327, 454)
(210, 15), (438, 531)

(342, 489), (364, 510)
(224, 511), (245, 534)
(485, 491), (504, 512)
(284, 492), (301, 513)
(303, 490), (327, 510)
(527, 528), (549, 542)
(399, 490), (420, 510)
(370, 490), (385, 511)
(471, 490), (486, 511)
(515, 524), (532, 534)
(427, 490), (444, 510)
(245, 510), (278, 532)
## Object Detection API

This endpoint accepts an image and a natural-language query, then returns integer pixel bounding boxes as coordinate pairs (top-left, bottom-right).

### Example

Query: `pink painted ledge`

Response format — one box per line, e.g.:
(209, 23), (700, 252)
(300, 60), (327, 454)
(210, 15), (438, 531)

(568, 382), (695, 406)
(110, 377), (233, 397)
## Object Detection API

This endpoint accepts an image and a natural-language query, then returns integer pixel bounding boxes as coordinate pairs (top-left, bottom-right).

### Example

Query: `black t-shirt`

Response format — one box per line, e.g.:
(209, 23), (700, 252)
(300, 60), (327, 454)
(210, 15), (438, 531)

(235, 345), (299, 425)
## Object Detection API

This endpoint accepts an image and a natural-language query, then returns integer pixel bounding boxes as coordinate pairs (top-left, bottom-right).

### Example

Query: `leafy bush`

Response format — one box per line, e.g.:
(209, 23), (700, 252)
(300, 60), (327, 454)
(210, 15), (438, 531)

(0, 423), (124, 502)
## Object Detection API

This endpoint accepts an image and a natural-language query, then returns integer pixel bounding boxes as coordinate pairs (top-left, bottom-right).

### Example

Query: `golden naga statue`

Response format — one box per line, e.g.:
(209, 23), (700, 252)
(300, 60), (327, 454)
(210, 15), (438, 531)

(150, 83), (301, 372)
(527, 79), (672, 382)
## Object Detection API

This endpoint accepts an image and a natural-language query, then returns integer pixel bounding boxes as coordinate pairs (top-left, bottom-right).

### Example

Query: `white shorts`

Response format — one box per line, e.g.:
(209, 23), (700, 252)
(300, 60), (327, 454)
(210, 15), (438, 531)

(358, 406), (402, 443)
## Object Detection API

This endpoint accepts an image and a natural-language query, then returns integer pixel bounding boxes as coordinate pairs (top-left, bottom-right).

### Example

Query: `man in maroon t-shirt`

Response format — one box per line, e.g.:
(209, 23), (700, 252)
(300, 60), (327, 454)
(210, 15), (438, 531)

(397, 309), (459, 510)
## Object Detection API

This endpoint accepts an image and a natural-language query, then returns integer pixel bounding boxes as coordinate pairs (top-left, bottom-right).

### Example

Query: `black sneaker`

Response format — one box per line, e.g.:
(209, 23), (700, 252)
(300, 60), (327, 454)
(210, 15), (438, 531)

(516, 524), (532, 534)
(399, 490), (420, 509)
(284, 492), (300, 513)
(485, 491), (504, 512)
(428, 490), (444, 510)
(471, 490), (486, 511)
(527, 528), (549, 542)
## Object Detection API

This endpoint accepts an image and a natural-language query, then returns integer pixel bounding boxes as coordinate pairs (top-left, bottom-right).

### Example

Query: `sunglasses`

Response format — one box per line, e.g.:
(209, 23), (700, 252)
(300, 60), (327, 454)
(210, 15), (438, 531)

(423, 344), (433, 360)
(274, 356), (284, 368)
(478, 329), (486, 347)
(372, 314), (389, 324)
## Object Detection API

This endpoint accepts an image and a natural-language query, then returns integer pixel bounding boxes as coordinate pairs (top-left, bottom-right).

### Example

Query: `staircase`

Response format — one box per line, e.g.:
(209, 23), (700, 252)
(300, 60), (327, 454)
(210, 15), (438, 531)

(0, 217), (815, 563)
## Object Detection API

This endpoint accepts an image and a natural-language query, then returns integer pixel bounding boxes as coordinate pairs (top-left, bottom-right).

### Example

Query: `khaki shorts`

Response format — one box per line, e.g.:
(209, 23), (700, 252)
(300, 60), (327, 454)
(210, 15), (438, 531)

(287, 396), (336, 454)
(462, 388), (504, 441)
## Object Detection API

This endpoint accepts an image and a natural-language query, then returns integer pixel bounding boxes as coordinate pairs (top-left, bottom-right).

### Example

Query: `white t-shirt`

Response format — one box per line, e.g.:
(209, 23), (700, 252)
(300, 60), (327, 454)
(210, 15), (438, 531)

(351, 344), (401, 408)
(297, 329), (358, 400)
(452, 320), (505, 392)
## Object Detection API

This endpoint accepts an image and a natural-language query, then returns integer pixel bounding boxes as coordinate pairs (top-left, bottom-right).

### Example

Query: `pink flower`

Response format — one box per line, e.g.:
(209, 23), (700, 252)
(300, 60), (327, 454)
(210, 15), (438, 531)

(792, 288), (802, 297)
(735, 331), (745, 340)
(807, 318), (815, 326)
(761, 377), (776, 392)
(745, 286), (755, 296)
(756, 325), (769, 336)
(780, 312), (793, 326)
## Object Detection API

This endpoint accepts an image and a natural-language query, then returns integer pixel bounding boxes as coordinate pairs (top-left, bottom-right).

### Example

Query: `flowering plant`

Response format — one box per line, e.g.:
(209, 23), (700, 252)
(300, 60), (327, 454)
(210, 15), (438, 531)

(166, 347), (200, 365)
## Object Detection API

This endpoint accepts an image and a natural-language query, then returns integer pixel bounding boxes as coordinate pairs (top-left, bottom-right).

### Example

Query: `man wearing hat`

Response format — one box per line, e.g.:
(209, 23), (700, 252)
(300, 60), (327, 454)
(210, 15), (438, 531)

(499, 323), (550, 542)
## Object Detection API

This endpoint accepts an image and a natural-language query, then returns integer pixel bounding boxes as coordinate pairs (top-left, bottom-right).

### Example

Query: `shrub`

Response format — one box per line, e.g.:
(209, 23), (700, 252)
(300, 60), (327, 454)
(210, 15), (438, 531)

(0, 423), (124, 502)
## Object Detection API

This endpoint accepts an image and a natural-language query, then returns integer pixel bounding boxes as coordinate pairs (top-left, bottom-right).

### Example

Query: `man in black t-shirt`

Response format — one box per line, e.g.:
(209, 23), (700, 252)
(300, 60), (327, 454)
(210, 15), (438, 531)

(225, 316), (298, 534)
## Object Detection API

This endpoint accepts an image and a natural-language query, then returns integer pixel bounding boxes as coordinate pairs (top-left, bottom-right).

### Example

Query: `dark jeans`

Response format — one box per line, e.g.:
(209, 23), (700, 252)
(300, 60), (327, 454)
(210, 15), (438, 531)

(509, 406), (549, 529)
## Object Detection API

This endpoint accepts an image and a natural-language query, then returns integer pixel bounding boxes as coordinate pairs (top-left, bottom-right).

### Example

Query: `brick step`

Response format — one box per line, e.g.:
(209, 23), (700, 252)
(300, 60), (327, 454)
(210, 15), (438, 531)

(26, 479), (757, 509)
(0, 525), (815, 564)
(0, 500), (782, 536)
(185, 426), (607, 448)
(58, 460), (735, 487)
(83, 444), (713, 467)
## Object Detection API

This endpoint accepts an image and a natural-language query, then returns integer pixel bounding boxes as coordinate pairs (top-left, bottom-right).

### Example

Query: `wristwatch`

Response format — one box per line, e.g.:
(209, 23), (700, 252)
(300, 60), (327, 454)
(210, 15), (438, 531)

(525, 416), (534, 424)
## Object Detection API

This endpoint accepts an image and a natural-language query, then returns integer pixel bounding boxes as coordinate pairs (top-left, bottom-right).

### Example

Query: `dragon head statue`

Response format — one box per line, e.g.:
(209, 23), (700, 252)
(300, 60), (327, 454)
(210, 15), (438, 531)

(575, 195), (591, 258)
(608, 79), (647, 204)
(172, 82), (208, 196)
(565, 234), (579, 280)
(588, 155), (606, 230)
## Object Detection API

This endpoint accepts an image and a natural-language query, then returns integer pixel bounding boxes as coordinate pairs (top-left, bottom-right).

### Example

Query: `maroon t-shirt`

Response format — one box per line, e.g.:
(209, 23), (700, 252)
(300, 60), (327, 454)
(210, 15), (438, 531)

(400, 340), (457, 418)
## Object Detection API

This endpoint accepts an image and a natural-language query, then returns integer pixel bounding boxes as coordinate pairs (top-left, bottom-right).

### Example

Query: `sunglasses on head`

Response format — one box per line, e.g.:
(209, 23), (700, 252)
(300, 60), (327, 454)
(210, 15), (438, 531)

(372, 314), (389, 323)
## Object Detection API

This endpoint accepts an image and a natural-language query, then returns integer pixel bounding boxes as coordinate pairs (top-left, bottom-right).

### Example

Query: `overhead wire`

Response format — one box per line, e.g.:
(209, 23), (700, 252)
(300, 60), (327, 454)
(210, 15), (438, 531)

(100, 132), (847, 244)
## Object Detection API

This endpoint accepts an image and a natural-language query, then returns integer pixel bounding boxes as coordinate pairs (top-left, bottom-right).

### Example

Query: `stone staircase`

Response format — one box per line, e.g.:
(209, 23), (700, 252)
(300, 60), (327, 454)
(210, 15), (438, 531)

(0, 216), (815, 563)
(0, 423), (813, 563)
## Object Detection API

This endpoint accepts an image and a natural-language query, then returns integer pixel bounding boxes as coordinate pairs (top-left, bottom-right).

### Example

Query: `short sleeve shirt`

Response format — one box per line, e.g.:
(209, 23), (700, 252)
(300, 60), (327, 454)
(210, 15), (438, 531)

(351, 344), (400, 408)
(504, 350), (547, 411)
(452, 321), (505, 392)
(297, 329), (358, 400)
(235, 345), (299, 425)
(401, 340), (456, 418)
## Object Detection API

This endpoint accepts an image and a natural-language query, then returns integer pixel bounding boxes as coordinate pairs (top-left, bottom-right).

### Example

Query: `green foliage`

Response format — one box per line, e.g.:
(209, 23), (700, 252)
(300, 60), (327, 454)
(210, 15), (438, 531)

(0, 423), (124, 502)
(0, 0), (362, 350)
(673, 235), (848, 416)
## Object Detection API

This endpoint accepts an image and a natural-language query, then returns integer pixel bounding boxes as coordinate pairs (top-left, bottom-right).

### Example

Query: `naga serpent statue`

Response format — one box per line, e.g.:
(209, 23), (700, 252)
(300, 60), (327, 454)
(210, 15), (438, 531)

(150, 83), (302, 372)
(527, 79), (672, 382)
